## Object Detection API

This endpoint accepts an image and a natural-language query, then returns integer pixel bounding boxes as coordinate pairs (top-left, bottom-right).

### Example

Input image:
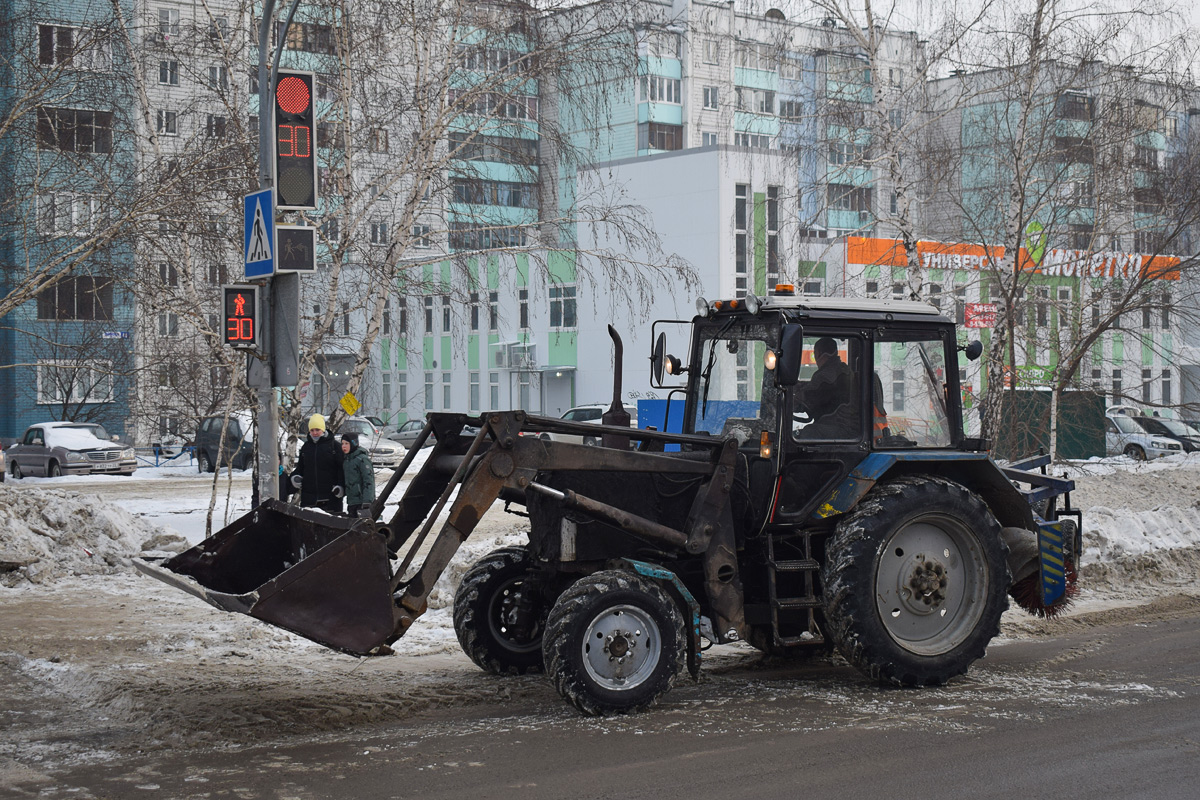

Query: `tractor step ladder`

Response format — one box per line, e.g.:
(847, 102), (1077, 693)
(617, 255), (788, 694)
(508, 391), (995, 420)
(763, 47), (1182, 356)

(765, 532), (825, 647)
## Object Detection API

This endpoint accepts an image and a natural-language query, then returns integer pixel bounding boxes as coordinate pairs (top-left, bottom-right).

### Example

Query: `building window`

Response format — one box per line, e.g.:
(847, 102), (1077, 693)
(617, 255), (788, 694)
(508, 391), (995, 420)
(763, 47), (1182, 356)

(489, 291), (499, 331)
(703, 86), (719, 110)
(39, 25), (110, 70)
(397, 373), (407, 408)
(892, 369), (906, 412)
(735, 87), (775, 115)
(158, 8), (181, 36)
(443, 372), (452, 408)
(320, 216), (340, 242)
(1112, 369), (1122, 401)
(36, 194), (96, 236)
(549, 285), (576, 328)
(519, 288), (529, 329)
(370, 220), (389, 245)
(703, 38), (720, 64)
(1163, 369), (1172, 405)
(282, 21), (338, 55)
(779, 100), (802, 120)
(158, 60), (178, 85)
(159, 263), (178, 287)
(637, 122), (682, 151)
(370, 128), (389, 153)
(382, 372), (391, 410)
(640, 75), (682, 104)
(701, 131), (719, 146)
(827, 184), (872, 213)
(767, 186), (780, 285)
(36, 107), (113, 153)
(469, 372), (480, 411)
(1036, 287), (1049, 327)
(447, 132), (538, 164)
(956, 287), (967, 326)
(36, 277), (113, 321)
(1055, 92), (1094, 121)
(469, 292), (481, 331)
(452, 179), (538, 208)
(424, 372), (434, 408)
(489, 372), (500, 409)
(733, 132), (771, 148)
(424, 296), (433, 334)
(342, 302), (351, 336)
(1142, 369), (1153, 404)
(37, 360), (113, 405)
(735, 183), (748, 294)
(158, 312), (179, 337)
(205, 114), (226, 138)
(156, 110), (178, 135)
(441, 295), (451, 333)
(383, 299), (391, 336)
(208, 65), (228, 90)
(1161, 293), (1171, 330)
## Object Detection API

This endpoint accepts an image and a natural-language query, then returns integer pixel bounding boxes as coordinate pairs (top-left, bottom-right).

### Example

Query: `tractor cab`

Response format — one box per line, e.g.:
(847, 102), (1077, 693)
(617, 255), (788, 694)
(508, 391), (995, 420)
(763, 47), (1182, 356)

(655, 292), (976, 531)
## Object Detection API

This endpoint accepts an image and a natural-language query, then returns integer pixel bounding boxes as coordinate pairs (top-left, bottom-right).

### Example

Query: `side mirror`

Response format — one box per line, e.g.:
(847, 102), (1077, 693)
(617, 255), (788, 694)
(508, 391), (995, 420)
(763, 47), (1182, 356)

(776, 324), (804, 386)
(961, 340), (983, 361)
(651, 332), (666, 384)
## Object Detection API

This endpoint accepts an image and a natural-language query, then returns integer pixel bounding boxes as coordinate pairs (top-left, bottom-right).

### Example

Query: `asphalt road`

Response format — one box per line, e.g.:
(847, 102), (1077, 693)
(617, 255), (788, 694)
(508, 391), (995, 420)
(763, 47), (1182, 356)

(39, 596), (1200, 800)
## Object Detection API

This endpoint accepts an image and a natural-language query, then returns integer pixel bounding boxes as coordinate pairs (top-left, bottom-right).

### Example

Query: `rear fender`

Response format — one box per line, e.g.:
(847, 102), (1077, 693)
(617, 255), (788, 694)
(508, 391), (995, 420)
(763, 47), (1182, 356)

(812, 452), (1035, 530)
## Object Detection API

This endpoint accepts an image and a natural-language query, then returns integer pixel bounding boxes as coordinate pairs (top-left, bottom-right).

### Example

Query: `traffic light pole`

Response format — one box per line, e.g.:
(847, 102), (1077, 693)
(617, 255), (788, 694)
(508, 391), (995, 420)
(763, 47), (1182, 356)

(253, 0), (302, 504)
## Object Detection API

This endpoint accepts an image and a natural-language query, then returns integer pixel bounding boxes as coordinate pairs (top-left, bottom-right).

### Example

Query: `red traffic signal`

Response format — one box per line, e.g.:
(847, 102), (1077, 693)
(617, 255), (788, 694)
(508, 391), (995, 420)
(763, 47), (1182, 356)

(222, 284), (260, 349)
(273, 70), (317, 210)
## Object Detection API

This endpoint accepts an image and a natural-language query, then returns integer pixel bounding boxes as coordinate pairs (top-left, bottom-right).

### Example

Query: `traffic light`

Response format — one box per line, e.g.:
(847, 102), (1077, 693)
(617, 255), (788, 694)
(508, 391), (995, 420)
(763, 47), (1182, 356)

(273, 70), (317, 210)
(222, 284), (260, 350)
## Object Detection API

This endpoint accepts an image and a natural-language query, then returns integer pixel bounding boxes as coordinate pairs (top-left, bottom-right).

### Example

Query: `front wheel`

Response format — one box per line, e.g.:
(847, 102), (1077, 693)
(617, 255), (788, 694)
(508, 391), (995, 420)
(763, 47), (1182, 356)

(11, 462), (22, 480)
(197, 450), (213, 473)
(48, 461), (62, 477)
(453, 547), (548, 675)
(822, 476), (1009, 687)
(1124, 444), (1146, 461)
(543, 570), (685, 716)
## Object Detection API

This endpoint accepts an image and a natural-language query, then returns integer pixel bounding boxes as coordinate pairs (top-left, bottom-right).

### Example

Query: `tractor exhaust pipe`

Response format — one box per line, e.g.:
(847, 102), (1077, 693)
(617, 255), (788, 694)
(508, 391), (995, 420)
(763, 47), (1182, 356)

(601, 325), (631, 449)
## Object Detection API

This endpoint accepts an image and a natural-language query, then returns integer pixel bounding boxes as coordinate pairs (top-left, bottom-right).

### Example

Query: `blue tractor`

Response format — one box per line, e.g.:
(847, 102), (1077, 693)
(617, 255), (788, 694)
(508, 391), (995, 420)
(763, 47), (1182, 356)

(139, 290), (1080, 715)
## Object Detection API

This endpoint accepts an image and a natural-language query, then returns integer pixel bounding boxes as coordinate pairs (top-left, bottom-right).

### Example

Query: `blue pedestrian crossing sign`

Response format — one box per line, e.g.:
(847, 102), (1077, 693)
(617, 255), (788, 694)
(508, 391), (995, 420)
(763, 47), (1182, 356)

(244, 188), (275, 278)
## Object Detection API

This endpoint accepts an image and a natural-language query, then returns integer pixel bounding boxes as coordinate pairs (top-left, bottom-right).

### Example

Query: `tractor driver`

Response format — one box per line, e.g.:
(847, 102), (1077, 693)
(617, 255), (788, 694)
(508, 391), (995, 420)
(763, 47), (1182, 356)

(794, 336), (857, 439)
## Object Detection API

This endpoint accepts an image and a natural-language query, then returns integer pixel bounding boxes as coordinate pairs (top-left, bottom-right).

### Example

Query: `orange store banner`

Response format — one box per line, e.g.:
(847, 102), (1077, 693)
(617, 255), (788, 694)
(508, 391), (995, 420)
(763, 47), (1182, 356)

(845, 236), (1179, 281)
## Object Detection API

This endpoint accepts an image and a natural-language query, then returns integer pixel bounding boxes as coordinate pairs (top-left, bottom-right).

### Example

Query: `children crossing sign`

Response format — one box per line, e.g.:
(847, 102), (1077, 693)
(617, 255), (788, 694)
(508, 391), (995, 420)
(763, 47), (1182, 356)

(243, 188), (275, 278)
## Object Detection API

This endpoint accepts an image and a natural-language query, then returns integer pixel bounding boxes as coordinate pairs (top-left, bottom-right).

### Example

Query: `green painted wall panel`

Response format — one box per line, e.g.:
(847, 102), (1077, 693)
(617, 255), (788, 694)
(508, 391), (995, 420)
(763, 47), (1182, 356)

(547, 330), (578, 366)
(548, 250), (576, 283)
(441, 336), (452, 368)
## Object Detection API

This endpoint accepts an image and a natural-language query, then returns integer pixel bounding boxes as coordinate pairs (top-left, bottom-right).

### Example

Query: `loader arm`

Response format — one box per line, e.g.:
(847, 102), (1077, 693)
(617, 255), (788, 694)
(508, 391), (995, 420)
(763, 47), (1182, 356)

(138, 410), (747, 657)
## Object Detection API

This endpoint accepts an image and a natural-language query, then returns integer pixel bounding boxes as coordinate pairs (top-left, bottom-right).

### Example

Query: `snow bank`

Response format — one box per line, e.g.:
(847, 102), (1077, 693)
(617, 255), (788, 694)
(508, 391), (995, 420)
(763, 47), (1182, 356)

(0, 485), (188, 587)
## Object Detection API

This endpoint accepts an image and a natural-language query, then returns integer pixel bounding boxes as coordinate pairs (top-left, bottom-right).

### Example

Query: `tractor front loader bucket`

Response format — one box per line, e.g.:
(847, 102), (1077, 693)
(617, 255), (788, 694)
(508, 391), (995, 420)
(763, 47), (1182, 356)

(134, 500), (396, 655)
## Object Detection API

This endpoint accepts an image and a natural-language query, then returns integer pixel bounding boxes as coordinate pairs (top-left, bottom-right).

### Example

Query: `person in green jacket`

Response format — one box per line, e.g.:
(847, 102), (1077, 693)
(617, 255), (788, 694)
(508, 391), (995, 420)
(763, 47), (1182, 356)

(340, 432), (376, 518)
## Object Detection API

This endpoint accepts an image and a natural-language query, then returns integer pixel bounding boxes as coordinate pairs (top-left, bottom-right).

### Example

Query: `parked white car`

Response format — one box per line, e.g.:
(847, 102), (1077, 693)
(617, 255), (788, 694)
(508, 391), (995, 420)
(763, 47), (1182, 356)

(337, 416), (404, 468)
(544, 404), (640, 446)
(1105, 412), (1183, 460)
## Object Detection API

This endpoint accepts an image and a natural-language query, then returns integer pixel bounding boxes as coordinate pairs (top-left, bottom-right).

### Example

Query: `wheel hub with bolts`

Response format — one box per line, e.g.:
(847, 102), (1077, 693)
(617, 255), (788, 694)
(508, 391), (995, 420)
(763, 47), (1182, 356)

(582, 605), (661, 690)
(904, 557), (949, 610)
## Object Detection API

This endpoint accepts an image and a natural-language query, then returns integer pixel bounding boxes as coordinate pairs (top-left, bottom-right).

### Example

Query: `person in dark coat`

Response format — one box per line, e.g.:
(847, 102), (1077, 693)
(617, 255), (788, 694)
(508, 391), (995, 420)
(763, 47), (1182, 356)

(340, 432), (376, 518)
(795, 337), (858, 439)
(291, 413), (344, 513)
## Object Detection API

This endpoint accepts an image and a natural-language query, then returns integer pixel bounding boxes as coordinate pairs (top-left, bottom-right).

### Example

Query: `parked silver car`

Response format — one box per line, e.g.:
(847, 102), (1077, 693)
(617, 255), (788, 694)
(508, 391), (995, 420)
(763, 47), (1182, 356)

(8, 422), (137, 478)
(337, 416), (404, 468)
(1105, 413), (1183, 460)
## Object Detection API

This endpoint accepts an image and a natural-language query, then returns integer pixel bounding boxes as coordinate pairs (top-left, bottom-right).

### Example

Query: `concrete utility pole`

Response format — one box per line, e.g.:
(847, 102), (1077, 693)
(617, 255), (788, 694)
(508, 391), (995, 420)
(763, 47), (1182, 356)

(252, 0), (303, 504)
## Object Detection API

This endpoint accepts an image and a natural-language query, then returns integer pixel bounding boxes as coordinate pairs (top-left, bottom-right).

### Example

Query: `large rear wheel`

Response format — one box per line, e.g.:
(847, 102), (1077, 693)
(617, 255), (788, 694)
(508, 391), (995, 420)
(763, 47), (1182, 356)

(822, 476), (1009, 687)
(543, 570), (684, 716)
(453, 547), (548, 675)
